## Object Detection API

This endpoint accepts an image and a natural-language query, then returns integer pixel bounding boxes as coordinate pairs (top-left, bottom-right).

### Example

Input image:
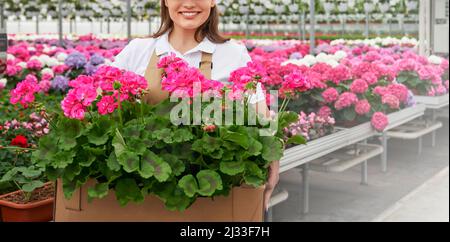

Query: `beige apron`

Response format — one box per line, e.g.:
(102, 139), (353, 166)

(142, 50), (213, 105)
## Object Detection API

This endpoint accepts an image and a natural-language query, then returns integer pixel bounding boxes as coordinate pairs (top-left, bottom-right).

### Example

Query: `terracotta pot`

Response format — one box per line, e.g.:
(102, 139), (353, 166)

(55, 179), (264, 222)
(0, 183), (55, 222)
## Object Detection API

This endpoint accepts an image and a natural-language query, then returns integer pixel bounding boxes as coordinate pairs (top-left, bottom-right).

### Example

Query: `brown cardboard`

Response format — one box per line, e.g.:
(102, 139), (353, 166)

(54, 179), (265, 222)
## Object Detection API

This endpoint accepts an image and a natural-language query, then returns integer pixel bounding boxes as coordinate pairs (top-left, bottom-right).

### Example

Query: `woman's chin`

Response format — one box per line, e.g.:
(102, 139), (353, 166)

(177, 23), (202, 31)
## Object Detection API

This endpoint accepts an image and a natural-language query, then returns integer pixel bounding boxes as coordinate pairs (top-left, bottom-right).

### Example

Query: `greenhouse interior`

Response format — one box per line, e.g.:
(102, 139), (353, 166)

(0, 0), (448, 224)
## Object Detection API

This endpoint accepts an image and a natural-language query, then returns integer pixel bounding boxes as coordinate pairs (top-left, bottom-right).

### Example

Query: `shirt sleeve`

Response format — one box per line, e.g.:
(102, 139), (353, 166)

(238, 45), (266, 105)
(111, 39), (137, 71)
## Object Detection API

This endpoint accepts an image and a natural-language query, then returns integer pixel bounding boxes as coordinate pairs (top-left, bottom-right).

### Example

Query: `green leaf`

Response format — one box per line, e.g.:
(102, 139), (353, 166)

(152, 128), (173, 143)
(173, 129), (194, 143)
(83, 146), (105, 156)
(62, 163), (82, 181)
(196, 170), (223, 196)
(127, 138), (147, 155)
(0, 168), (18, 183)
(243, 162), (266, 187)
(261, 136), (284, 162)
(279, 111), (299, 130)
(117, 150), (140, 173)
(52, 150), (76, 169)
(243, 175), (265, 187)
(343, 108), (357, 121)
(178, 175), (198, 197)
(87, 124), (111, 145)
(221, 129), (249, 149)
(115, 178), (144, 206)
(76, 147), (97, 167)
(19, 167), (42, 178)
(32, 135), (58, 163)
(123, 124), (143, 138)
(219, 161), (245, 176)
(106, 152), (121, 172)
(58, 136), (78, 151)
(59, 118), (84, 139)
(87, 183), (109, 202)
(22, 181), (45, 193)
(112, 128), (127, 158)
(162, 154), (185, 176)
(62, 180), (77, 199)
(140, 150), (172, 182)
(247, 137), (263, 156)
(287, 135), (307, 145)
(396, 75), (408, 83)
(192, 136), (222, 154)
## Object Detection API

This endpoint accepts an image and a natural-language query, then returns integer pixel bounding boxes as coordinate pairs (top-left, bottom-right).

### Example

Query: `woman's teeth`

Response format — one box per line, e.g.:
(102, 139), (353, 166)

(181, 12), (199, 17)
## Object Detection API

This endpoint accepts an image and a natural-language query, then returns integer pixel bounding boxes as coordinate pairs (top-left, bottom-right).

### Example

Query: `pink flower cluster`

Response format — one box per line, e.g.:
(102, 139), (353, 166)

(9, 74), (41, 108)
(371, 112), (389, 132)
(1, 112), (50, 137)
(158, 53), (224, 98)
(322, 88), (339, 103)
(355, 100), (371, 115)
(285, 111), (335, 141)
(334, 92), (358, 110)
(61, 65), (147, 120)
(280, 70), (311, 97)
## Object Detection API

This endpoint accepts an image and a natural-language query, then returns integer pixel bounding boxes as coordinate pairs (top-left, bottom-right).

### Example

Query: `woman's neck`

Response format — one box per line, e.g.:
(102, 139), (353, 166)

(168, 26), (201, 55)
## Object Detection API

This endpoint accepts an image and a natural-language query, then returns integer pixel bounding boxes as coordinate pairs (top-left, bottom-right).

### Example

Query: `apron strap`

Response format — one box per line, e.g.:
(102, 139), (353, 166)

(199, 52), (213, 79)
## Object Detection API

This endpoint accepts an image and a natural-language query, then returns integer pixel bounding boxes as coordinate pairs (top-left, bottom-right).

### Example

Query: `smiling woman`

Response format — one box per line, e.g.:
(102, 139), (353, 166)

(153, 0), (228, 45)
(107, 0), (280, 216)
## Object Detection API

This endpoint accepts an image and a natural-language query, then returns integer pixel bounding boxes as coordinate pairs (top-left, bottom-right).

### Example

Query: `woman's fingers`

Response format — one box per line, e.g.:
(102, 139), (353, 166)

(264, 161), (280, 211)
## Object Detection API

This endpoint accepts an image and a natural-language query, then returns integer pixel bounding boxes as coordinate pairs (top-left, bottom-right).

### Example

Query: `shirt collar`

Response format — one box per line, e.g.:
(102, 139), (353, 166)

(155, 31), (216, 56)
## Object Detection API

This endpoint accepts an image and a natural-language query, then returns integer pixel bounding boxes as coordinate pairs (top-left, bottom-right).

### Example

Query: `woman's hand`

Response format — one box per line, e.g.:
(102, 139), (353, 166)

(264, 160), (280, 211)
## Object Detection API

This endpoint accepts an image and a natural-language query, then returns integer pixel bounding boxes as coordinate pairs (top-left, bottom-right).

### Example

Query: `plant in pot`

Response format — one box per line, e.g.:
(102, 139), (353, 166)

(0, 113), (53, 222)
(26, 56), (306, 221)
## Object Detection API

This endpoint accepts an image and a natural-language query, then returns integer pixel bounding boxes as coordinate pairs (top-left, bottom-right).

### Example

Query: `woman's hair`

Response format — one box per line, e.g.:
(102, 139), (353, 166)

(152, 0), (229, 44)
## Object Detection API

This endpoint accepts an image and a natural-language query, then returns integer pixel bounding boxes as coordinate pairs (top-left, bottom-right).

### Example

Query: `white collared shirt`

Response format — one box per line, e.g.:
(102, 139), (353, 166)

(111, 32), (265, 104)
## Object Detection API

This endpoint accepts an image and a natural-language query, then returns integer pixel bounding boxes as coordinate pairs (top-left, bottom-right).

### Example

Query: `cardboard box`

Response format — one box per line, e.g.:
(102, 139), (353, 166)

(54, 179), (265, 222)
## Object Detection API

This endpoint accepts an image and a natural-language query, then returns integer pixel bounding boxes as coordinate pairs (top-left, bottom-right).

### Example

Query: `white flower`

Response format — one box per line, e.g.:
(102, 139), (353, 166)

(303, 55), (317, 66)
(315, 53), (330, 63)
(45, 57), (60, 67)
(41, 68), (54, 77)
(28, 47), (37, 52)
(325, 59), (339, 68)
(56, 53), (68, 62)
(333, 50), (347, 61)
(428, 55), (443, 65)
(17, 62), (27, 68)
(38, 55), (51, 66)
(7, 54), (15, 61)
(0, 78), (7, 88)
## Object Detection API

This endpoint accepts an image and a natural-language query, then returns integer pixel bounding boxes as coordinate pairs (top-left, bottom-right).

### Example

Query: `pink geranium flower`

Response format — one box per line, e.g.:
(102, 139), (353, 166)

(97, 95), (118, 115)
(371, 112), (389, 131)
(322, 88), (339, 103)
(355, 99), (371, 115)
(9, 75), (41, 108)
(335, 92), (358, 110)
(350, 79), (369, 94)
(382, 94), (400, 109)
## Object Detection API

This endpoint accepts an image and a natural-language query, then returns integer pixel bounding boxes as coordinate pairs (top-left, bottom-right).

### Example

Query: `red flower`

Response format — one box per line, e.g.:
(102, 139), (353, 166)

(10, 135), (29, 148)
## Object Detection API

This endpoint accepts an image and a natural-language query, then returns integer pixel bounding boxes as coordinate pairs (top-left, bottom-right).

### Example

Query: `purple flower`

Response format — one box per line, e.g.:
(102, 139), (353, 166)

(65, 52), (87, 69)
(406, 90), (416, 107)
(290, 52), (303, 60)
(84, 63), (98, 75)
(89, 54), (105, 66)
(51, 75), (69, 91)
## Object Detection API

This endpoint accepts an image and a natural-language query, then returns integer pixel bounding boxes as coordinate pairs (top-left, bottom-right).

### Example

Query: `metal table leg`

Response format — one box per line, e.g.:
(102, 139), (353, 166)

(301, 163), (309, 214)
(381, 132), (387, 172)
